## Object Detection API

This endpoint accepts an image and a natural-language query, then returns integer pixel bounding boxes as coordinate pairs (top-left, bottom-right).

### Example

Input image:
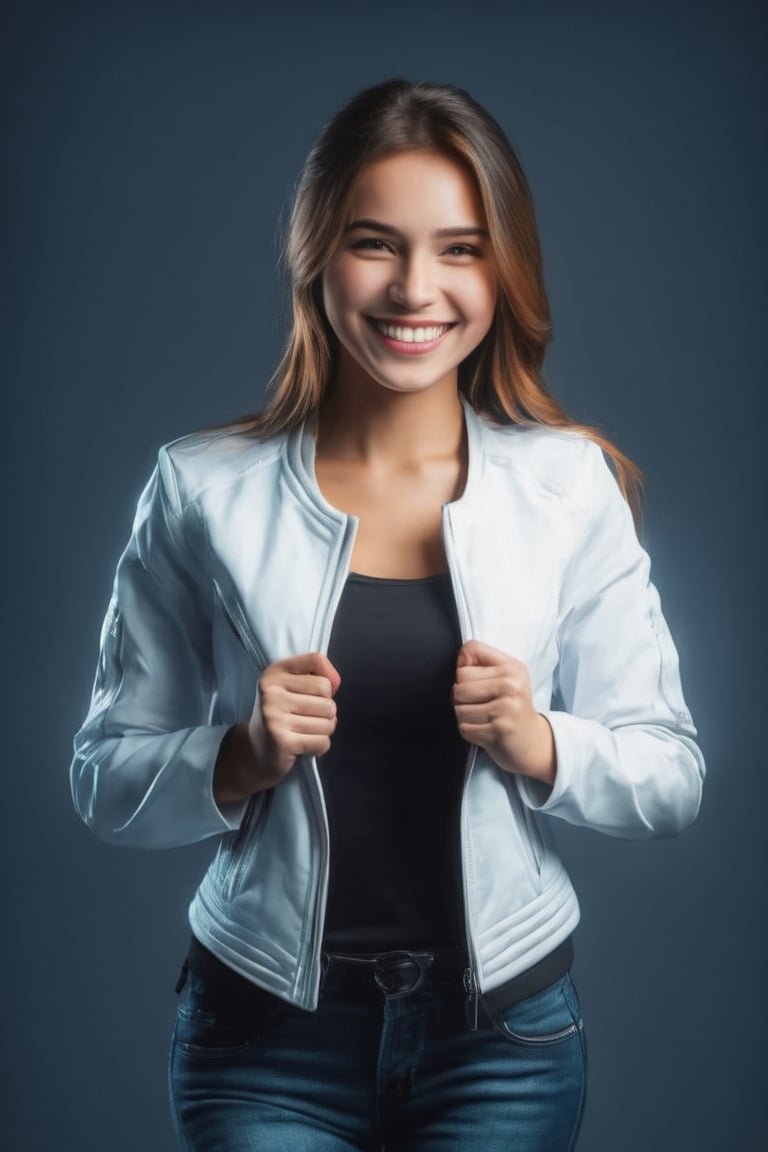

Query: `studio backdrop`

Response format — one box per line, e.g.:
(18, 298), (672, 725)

(2, 1), (765, 1149)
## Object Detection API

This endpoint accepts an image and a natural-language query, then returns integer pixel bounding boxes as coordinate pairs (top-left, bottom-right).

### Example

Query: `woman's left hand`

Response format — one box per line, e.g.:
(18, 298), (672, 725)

(452, 640), (557, 786)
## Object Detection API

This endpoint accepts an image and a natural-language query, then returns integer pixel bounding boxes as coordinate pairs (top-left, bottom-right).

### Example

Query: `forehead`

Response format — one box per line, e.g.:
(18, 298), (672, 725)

(347, 150), (486, 227)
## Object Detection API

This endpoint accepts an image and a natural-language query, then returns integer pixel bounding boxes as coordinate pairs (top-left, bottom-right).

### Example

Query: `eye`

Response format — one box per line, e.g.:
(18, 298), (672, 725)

(351, 237), (393, 253)
(443, 243), (481, 258)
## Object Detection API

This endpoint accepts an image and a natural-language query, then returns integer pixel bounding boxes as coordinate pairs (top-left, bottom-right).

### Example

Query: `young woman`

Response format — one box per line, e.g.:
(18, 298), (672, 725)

(71, 80), (705, 1151)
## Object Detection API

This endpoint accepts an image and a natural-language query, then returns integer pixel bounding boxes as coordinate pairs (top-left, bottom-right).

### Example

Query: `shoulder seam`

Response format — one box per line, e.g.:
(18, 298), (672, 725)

(161, 435), (284, 508)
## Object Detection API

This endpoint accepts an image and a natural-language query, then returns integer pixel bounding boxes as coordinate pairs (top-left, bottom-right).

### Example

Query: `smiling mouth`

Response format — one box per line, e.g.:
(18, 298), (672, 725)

(367, 318), (455, 344)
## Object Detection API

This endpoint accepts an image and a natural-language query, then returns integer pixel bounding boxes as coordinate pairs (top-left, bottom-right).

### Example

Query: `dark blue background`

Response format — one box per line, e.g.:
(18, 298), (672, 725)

(2, 0), (765, 1147)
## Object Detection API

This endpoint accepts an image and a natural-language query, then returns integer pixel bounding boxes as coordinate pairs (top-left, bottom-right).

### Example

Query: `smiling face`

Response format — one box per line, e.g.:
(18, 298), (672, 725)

(321, 150), (497, 399)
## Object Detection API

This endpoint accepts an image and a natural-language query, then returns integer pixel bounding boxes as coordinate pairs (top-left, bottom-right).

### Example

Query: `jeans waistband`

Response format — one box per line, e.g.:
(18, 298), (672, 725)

(183, 934), (573, 1018)
(481, 936), (574, 1016)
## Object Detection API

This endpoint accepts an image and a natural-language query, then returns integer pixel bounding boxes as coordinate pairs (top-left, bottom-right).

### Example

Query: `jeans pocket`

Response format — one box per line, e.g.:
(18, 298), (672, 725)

(490, 973), (583, 1047)
(172, 974), (285, 1059)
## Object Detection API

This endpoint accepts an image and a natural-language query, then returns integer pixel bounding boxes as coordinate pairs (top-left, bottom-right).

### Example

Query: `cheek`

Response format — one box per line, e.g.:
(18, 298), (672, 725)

(324, 257), (385, 314)
(462, 274), (498, 330)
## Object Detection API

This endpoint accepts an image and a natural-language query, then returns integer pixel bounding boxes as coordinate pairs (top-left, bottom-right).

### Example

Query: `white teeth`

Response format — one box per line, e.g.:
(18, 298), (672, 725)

(373, 321), (449, 343)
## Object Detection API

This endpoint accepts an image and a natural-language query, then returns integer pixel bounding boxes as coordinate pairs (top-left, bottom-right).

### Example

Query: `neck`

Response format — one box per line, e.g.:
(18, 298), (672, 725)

(316, 364), (465, 469)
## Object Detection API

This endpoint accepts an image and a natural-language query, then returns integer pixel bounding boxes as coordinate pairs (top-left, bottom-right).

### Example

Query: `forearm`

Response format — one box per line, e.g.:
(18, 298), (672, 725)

(496, 712), (557, 789)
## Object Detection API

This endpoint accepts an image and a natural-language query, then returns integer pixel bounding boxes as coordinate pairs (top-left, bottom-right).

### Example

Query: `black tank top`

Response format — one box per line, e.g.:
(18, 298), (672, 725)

(319, 571), (469, 952)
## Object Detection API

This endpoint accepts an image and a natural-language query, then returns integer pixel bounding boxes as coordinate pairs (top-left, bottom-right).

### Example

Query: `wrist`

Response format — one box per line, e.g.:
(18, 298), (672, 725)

(525, 713), (557, 786)
(499, 713), (556, 786)
(213, 723), (263, 805)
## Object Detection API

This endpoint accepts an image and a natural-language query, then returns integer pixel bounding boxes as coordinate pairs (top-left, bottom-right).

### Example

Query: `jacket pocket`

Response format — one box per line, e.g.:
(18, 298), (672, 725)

(213, 579), (270, 672)
(499, 765), (543, 878)
(521, 803), (544, 876)
(220, 787), (274, 903)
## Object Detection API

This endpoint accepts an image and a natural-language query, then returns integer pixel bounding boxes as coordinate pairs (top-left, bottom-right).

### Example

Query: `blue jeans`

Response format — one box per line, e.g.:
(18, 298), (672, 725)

(168, 966), (587, 1150)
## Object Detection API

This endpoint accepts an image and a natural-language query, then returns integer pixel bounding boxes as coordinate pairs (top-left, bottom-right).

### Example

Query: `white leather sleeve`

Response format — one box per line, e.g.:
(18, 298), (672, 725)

(517, 441), (705, 838)
(70, 449), (245, 848)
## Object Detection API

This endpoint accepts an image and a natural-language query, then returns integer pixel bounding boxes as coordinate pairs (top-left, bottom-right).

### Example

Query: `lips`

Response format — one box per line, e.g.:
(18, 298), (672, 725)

(366, 317), (455, 357)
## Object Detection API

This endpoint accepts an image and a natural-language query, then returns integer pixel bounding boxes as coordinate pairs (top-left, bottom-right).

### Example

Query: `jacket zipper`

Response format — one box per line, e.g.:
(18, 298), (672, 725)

(443, 504), (483, 1030)
(459, 753), (480, 1030)
(298, 517), (359, 1007)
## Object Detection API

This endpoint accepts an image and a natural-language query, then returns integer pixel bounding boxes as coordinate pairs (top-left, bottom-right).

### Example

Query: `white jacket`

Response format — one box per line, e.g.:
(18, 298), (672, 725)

(71, 401), (705, 1012)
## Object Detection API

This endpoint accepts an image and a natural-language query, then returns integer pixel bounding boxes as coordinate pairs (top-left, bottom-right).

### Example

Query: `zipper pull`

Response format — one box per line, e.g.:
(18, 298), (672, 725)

(463, 966), (479, 1031)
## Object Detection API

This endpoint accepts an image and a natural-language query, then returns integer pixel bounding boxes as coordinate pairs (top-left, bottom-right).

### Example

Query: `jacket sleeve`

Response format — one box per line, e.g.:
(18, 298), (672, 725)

(70, 448), (246, 849)
(517, 441), (705, 838)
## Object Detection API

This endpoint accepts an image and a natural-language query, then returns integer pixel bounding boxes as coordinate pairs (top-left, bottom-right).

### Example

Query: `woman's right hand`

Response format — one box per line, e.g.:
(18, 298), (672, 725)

(213, 653), (341, 805)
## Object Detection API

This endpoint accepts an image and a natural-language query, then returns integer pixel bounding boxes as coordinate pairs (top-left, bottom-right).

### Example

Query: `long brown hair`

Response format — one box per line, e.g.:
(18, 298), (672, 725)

(233, 79), (642, 525)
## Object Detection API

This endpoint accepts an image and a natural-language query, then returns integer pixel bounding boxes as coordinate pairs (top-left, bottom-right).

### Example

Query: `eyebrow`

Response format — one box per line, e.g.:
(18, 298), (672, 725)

(345, 218), (489, 238)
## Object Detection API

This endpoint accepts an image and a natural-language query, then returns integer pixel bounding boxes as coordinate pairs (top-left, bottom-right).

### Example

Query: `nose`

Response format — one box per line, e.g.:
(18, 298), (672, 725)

(387, 252), (436, 309)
